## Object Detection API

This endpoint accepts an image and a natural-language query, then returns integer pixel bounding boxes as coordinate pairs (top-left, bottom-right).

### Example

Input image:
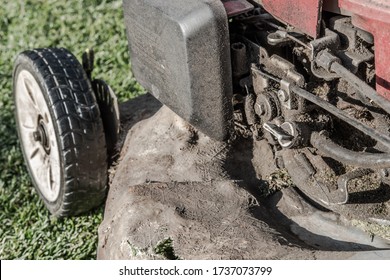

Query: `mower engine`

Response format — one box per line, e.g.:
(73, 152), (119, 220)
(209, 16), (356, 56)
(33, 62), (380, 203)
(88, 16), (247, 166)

(123, 0), (390, 219)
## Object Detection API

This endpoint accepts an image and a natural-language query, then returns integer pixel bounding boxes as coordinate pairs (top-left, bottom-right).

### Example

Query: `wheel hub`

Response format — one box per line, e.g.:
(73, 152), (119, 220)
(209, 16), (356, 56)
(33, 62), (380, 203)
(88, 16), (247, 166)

(33, 117), (51, 154)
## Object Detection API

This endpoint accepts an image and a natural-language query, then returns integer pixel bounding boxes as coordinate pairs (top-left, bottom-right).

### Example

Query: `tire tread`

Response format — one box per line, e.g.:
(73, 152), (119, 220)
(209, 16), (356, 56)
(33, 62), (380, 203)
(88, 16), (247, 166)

(15, 48), (107, 216)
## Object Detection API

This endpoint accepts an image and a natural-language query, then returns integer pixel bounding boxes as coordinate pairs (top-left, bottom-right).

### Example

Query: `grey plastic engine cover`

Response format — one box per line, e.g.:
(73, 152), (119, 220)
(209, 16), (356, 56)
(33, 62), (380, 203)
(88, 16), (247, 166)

(123, 0), (233, 141)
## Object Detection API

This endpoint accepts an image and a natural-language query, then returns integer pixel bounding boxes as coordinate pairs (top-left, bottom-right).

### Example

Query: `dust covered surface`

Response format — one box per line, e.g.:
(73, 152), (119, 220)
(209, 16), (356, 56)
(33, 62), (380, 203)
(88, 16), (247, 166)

(99, 181), (313, 260)
(98, 95), (390, 260)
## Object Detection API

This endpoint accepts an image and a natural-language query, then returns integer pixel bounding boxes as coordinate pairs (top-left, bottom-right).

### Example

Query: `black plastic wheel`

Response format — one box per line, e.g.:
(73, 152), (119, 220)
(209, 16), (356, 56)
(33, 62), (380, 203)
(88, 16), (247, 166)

(13, 48), (107, 216)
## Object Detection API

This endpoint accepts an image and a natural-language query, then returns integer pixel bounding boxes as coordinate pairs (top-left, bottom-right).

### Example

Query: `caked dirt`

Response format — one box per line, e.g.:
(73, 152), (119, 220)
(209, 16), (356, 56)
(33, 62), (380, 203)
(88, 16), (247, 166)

(97, 94), (390, 260)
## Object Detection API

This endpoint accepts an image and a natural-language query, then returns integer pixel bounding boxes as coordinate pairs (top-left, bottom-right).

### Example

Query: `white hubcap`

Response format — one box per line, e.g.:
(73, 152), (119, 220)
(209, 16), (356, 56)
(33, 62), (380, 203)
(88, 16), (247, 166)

(15, 70), (61, 202)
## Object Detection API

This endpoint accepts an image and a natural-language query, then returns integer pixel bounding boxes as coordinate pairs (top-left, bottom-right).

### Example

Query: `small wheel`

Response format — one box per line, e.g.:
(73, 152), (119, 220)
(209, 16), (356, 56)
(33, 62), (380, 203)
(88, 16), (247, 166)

(13, 48), (107, 216)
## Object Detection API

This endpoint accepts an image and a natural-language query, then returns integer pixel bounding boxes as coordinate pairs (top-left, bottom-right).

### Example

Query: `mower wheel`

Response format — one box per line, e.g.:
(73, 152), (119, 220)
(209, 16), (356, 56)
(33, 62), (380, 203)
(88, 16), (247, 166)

(13, 48), (107, 216)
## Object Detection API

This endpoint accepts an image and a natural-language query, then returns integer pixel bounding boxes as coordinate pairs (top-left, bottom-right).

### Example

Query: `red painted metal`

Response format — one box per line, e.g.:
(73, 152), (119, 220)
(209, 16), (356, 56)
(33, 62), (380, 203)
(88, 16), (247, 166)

(259, 0), (323, 38)
(222, 0), (254, 17)
(339, 0), (390, 98)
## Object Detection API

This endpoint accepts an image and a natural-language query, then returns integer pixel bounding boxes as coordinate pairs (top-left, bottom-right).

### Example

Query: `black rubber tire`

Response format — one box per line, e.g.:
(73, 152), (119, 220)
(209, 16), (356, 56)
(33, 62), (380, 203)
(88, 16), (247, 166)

(13, 48), (107, 217)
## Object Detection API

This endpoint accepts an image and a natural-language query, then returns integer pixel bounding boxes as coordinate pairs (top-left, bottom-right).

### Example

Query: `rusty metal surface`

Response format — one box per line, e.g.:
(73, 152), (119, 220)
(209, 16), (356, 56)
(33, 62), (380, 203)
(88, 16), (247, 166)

(257, 0), (323, 38)
(340, 0), (390, 98)
(222, 0), (254, 17)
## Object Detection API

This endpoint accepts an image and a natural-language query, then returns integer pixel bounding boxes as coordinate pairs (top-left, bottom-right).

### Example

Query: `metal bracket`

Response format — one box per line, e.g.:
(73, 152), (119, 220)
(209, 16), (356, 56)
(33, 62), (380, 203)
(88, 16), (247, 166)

(279, 79), (297, 110)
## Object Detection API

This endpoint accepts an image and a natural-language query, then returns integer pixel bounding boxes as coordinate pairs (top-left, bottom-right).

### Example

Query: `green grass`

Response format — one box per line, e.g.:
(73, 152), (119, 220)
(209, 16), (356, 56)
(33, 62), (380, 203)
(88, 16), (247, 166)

(0, 0), (143, 259)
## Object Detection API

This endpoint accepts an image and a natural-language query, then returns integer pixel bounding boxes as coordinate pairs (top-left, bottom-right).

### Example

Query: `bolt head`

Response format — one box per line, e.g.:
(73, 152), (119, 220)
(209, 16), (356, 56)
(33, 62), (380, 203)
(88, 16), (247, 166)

(255, 103), (265, 116)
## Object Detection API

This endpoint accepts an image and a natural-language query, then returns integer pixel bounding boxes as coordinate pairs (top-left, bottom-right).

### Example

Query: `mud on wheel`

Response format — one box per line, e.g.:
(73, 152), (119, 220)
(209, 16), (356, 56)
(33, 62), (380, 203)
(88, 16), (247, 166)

(13, 48), (107, 216)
